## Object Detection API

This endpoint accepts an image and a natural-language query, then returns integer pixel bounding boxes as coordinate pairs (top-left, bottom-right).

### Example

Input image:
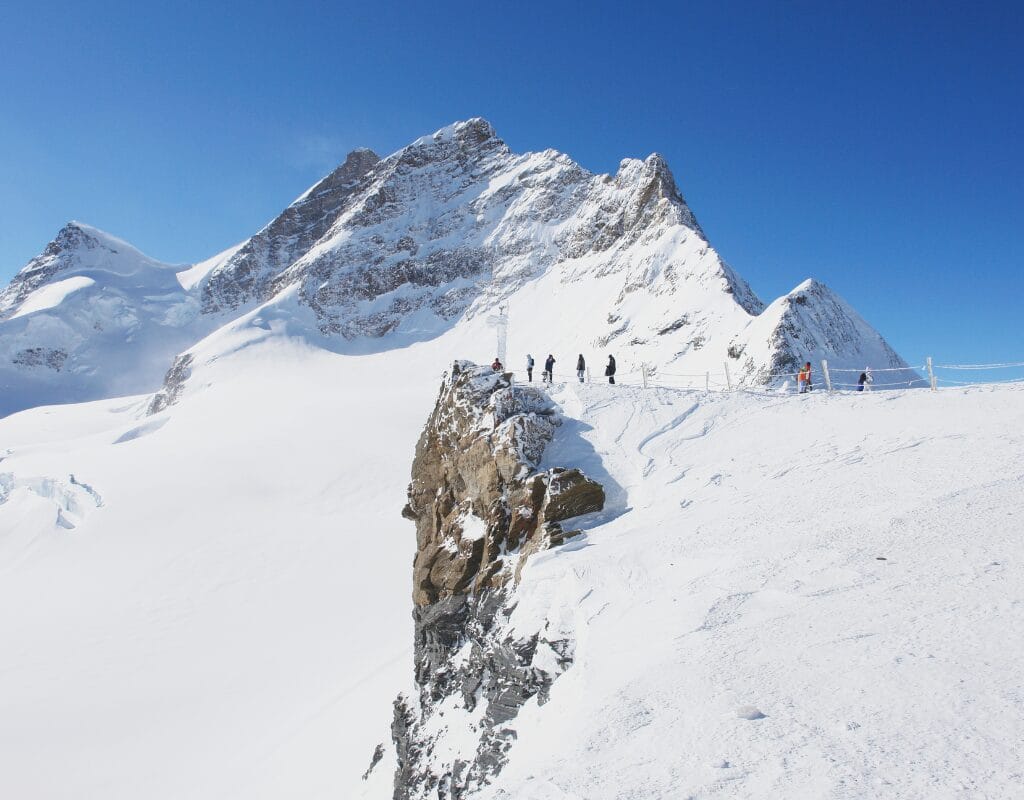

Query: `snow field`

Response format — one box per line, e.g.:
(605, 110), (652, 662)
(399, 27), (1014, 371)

(486, 381), (1024, 799)
(1, 305), (1021, 798)
(0, 337), (452, 800)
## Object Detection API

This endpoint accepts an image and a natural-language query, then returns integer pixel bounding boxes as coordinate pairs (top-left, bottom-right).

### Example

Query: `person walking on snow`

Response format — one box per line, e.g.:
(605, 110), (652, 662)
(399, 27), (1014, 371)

(491, 357), (503, 372)
(797, 362), (812, 393)
(605, 354), (617, 384)
(576, 354), (586, 383)
(544, 354), (555, 384)
(858, 367), (873, 392)
(526, 354), (535, 382)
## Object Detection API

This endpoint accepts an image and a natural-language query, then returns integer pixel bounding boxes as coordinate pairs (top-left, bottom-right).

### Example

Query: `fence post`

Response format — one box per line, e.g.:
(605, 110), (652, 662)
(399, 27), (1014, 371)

(641, 363), (649, 389)
(723, 362), (732, 391)
(926, 356), (936, 391)
(705, 371), (710, 394)
(821, 359), (833, 394)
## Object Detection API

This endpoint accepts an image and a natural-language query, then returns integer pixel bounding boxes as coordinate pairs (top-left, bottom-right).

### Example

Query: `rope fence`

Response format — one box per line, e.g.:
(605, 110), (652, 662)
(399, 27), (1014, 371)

(512, 356), (1024, 396)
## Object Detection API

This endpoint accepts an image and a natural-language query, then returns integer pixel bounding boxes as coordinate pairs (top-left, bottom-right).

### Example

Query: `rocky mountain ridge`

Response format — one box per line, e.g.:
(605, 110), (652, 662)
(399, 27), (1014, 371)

(198, 117), (764, 341)
(1, 117), (916, 417)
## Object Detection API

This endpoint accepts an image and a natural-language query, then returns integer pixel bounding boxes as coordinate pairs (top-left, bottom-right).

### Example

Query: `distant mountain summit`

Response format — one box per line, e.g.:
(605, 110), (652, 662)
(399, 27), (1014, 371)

(195, 117), (763, 339)
(0, 222), (175, 318)
(0, 222), (219, 414)
(0, 118), (914, 416)
(200, 147), (381, 313)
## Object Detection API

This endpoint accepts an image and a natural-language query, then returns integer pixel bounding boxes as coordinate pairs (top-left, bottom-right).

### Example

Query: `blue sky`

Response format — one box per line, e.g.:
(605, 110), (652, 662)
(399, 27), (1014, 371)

(1, 0), (1021, 366)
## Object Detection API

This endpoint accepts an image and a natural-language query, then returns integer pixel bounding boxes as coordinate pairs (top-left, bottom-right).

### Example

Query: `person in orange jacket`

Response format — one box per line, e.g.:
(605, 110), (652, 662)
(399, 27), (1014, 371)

(797, 362), (812, 393)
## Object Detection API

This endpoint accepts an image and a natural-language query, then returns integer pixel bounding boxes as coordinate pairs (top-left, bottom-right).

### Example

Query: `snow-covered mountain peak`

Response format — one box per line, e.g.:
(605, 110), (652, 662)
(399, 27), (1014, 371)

(48, 221), (171, 273)
(726, 277), (917, 386)
(200, 145), (383, 313)
(615, 151), (673, 187)
(42, 221), (128, 262)
(0, 221), (174, 320)
(781, 277), (860, 315)
(294, 147), (381, 205)
(408, 116), (502, 149)
(384, 117), (510, 179)
(0, 222), (210, 416)
(607, 150), (705, 242)
(2, 119), (916, 416)
(53, 220), (131, 254)
(52, 220), (106, 252)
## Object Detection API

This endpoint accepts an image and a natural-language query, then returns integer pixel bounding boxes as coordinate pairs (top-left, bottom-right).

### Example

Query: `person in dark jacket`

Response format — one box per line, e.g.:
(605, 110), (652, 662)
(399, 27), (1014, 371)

(605, 354), (616, 384)
(576, 354), (586, 383)
(544, 354), (555, 384)
(491, 357), (503, 372)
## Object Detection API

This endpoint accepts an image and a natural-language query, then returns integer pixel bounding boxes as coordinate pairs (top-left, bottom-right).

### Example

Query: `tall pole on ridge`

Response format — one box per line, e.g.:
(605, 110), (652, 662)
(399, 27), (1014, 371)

(487, 304), (508, 366)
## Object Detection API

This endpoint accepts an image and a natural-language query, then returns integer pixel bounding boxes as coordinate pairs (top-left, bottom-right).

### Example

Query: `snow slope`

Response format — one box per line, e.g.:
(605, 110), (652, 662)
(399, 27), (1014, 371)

(1, 304), (1021, 798)
(472, 380), (1024, 799)
(0, 339), (437, 800)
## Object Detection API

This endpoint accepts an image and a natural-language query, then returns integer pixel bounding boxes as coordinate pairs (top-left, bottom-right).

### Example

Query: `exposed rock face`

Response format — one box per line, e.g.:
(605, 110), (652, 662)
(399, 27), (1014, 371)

(2, 118), (917, 420)
(0, 223), (98, 318)
(12, 347), (67, 371)
(403, 361), (603, 606)
(147, 354), (194, 415)
(386, 361), (604, 798)
(201, 148), (380, 313)
(192, 118), (764, 343)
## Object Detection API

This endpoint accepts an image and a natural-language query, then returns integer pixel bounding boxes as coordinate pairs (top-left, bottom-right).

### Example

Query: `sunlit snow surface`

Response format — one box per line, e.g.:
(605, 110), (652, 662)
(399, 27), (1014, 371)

(473, 380), (1024, 799)
(1, 306), (1021, 798)
(8, 276), (96, 319)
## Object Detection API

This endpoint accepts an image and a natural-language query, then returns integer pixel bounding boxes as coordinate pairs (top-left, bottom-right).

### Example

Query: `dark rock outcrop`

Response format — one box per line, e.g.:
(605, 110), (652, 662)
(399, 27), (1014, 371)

(0, 223), (100, 318)
(202, 148), (381, 313)
(383, 361), (604, 798)
(12, 346), (67, 371)
(193, 117), (763, 343)
(147, 354), (194, 415)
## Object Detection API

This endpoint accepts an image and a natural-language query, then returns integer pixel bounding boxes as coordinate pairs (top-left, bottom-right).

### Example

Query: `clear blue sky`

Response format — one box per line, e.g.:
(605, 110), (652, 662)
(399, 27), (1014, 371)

(2, 0), (1021, 365)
